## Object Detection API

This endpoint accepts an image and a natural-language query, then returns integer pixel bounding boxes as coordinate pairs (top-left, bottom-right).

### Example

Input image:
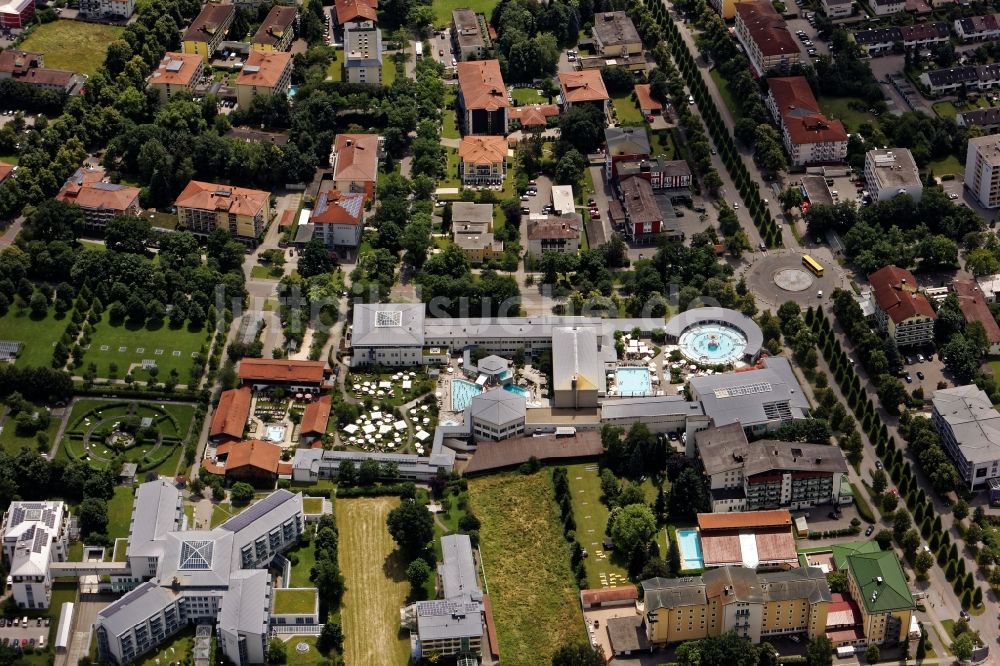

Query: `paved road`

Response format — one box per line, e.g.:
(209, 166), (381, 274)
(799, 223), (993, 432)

(0, 216), (23, 248)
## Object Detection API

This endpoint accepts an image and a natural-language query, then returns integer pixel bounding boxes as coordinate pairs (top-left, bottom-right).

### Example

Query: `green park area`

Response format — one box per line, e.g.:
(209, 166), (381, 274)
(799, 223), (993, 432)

(20, 20), (124, 76)
(431, 0), (495, 27)
(511, 87), (546, 105)
(0, 306), (68, 369)
(286, 529), (318, 587)
(303, 497), (324, 514)
(80, 314), (212, 383)
(818, 96), (877, 133)
(612, 93), (644, 126)
(273, 588), (318, 615)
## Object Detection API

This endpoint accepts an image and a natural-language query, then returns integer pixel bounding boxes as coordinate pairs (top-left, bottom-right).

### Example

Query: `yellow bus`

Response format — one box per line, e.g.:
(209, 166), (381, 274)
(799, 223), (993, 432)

(802, 255), (824, 277)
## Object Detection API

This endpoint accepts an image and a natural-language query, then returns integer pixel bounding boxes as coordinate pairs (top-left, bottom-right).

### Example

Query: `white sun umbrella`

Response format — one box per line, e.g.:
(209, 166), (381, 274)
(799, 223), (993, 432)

(394, 420), (407, 431)
(371, 410), (382, 420)
(402, 380), (412, 390)
(415, 430), (430, 441)
(447, 367), (454, 373)
(435, 391), (443, 398)
(353, 383), (360, 390)
(362, 424), (376, 435)
(379, 380), (391, 389)
(421, 404), (429, 411)
(344, 423), (359, 434)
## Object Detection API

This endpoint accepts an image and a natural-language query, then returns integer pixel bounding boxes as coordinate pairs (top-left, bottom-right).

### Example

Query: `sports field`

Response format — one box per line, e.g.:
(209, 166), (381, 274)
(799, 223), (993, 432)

(20, 20), (124, 76)
(0, 306), (66, 368)
(80, 315), (212, 383)
(469, 472), (587, 665)
(337, 497), (410, 666)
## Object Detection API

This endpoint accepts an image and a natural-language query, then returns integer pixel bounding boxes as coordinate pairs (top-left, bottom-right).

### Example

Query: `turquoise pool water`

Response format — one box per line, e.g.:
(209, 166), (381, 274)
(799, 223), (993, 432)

(451, 379), (483, 411)
(676, 528), (704, 570)
(678, 324), (747, 364)
(264, 425), (286, 442)
(503, 384), (530, 398)
(616, 367), (652, 396)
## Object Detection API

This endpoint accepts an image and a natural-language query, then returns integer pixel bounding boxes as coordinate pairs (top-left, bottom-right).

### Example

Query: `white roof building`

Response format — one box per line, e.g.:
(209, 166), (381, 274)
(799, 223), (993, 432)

(1, 500), (69, 610)
(551, 184), (575, 215)
(932, 385), (1000, 490)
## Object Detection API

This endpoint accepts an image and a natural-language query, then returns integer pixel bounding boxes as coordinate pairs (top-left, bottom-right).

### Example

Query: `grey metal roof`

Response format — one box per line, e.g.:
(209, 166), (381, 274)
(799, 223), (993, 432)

(128, 480), (182, 559)
(469, 388), (525, 426)
(605, 126), (650, 156)
(602, 395), (705, 420)
(759, 566), (831, 604)
(932, 385), (1000, 465)
(642, 576), (707, 609)
(96, 582), (179, 636)
(552, 326), (604, 394)
(440, 534), (481, 600)
(476, 354), (509, 374)
(697, 422), (847, 477)
(607, 615), (648, 654)
(220, 489), (297, 533)
(414, 599), (484, 641)
(696, 422), (751, 474)
(663, 307), (764, 359)
(643, 566), (831, 612)
(690, 357), (809, 428)
(352, 303), (425, 348)
(219, 570), (271, 636)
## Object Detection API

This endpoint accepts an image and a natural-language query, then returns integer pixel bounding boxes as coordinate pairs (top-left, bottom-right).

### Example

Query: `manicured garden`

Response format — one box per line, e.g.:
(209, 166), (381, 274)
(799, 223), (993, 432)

(611, 93), (645, 126)
(273, 588), (317, 614)
(107, 486), (136, 541)
(80, 314), (212, 383)
(286, 528), (319, 588)
(511, 87), (545, 105)
(20, 20), (124, 76)
(136, 625), (195, 666)
(0, 306), (68, 368)
(469, 471), (586, 665)
(818, 95), (878, 132)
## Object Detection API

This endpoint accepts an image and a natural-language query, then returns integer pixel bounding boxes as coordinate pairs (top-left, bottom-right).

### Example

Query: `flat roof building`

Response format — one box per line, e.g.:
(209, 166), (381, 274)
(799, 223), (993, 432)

(932, 384), (1000, 490)
(592, 11), (642, 57)
(1, 501), (69, 609)
(965, 135), (1000, 209)
(864, 148), (922, 202)
(451, 9), (489, 60)
(344, 20), (382, 85)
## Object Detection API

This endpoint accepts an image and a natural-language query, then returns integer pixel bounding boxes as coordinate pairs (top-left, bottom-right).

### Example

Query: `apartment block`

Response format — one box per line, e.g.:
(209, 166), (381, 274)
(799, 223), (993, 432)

(175, 180), (271, 243)
(734, 1), (800, 77)
(863, 148), (922, 202)
(235, 50), (293, 109)
(1, 501), (69, 609)
(344, 20), (381, 85)
(965, 135), (1000, 209)
(867, 265), (935, 348)
(932, 385), (1000, 490)
(250, 5), (296, 52)
(55, 166), (141, 231)
(765, 77), (848, 166)
(182, 3), (235, 62)
(147, 52), (204, 104)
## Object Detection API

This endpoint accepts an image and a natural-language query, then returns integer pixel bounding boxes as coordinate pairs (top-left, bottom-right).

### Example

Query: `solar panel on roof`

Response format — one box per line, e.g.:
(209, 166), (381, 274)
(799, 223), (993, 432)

(165, 59), (183, 72)
(10, 507), (24, 527)
(25, 508), (41, 522)
(244, 65), (260, 73)
(219, 490), (295, 532)
(32, 528), (47, 553)
(714, 382), (772, 399)
(43, 511), (56, 529)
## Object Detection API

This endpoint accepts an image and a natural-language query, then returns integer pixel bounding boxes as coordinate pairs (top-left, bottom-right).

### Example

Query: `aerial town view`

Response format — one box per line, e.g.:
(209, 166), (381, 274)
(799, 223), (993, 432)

(3, 0), (1000, 663)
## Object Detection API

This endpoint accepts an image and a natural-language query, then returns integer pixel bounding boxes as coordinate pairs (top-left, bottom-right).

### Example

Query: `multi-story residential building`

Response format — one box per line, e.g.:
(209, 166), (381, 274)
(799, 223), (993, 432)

(78, 0), (134, 18)
(344, 20), (381, 85)
(527, 214), (582, 256)
(332, 0), (376, 29)
(822, 0), (853, 18)
(863, 148), (922, 202)
(1, 501), (69, 609)
(96, 487), (308, 665)
(871, 0), (904, 15)
(919, 63), (1000, 96)
(458, 135), (507, 187)
(642, 566), (832, 645)
(55, 166), (141, 232)
(617, 175), (673, 243)
(843, 550), (915, 646)
(955, 12), (1000, 42)
(0, 50), (74, 92)
(965, 135), (1000, 209)
(605, 126), (650, 182)
(451, 9), (490, 61)
(182, 3), (235, 62)
(952, 279), (1000, 354)
(175, 180), (271, 244)
(456, 60), (508, 135)
(709, 0), (750, 20)
(867, 265), (935, 348)
(615, 157), (693, 191)
(734, 1), (800, 77)
(452, 201), (501, 263)
(695, 423), (848, 513)
(0, 0), (33, 28)
(250, 5), (296, 52)
(401, 534), (485, 659)
(234, 50), (292, 109)
(453, 230), (503, 264)
(932, 385), (1000, 490)
(765, 77), (848, 167)
(559, 69), (609, 115)
(591, 11), (642, 57)
(146, 52), (204, 104)
(329, 133), (381, 201)
(957, 107), (1000, 132)
(308, 190), (365, 250)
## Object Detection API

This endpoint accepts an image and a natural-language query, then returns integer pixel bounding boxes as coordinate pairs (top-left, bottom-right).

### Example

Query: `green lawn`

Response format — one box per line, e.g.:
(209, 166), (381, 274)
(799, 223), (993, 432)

(286, 530), (318, 587)
(107, 486), (136, 541)
(136, 625), (195, 666)
(273, 588), (318, 614)
(0, 155), (18, 166)
(818, 95), (877, 132)
(275, 635), (330, 665)
(443, 88), (461, 140)
(612, 93), (645, 126)
(303, 497), (324, 514)
(326, 50), (344, 82)
(382, 55), (398, 87)
(250, 265), (284, 280)
(441, 147), (462, 188)
(19, 21), (124, 76)
(0, 306), (68, 368)
(651, 129), (676, 159)
(148, 211), (178, 230)
(0, 409), (60, 456)
(81, 315), (212, 383)
(710, 69), (743, 121)
(928, 154), (964, 177)
(431, 0), (496, 27)
(511, 87), (545, 105)
(933, 98), (991, 121)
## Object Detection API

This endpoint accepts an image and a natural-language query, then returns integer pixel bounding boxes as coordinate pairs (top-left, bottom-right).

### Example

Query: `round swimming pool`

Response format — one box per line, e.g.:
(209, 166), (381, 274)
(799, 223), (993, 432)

(678, 323), (747, 365)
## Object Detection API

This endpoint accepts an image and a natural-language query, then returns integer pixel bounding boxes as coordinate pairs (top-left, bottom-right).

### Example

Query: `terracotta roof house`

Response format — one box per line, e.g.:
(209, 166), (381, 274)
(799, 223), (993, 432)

(0, 50), (75, 92)
(508, 104), (559, 130)
(559, 70), (609, 114)
(953, 279), (1000, 354)
(202, 439), (287, 485)
(238, 358), (327, 391)
(456, 60), (508, 135)
(234, 50), (293, 109)
(765, 77), (847, 167)
(329, 133), (380, 201)
(55, 166), (141, 232)
(299, 394), (332, 441)
(307, 190), (365, 250)
(146, 52), (205, 104)
(0, 163), (13, 185)
(734, 1), (800, 77)
(458, 136), (508, 187)
(868, 265), (935, 348)
(209, 387), (252, 443)
(633, 84), (663, 116)
(182, 3), (235, 62)
(175, 180), (271, 243)
(333, 0), (377, 27)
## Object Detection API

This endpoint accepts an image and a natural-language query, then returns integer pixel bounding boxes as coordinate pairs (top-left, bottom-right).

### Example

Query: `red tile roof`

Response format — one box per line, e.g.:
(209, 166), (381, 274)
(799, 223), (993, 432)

(148, 52), (202, 88)
(869, 265), (936, 323)
(768, 77), (847, 146)
(698, 509), (793, 531)
(334, 0), (377, 25)
(457, 60), (508, 112)
(736, 1), (800, 57)
(220, 439), (282, 474)
(0, 163), (12, 184)
(55, 166), (140, 213)
(238, 358), (326, 384)
(458, 135), (508, 166)
(235, 50), (291, 88)
(176, 181), (270, 218)
(331, 133), (380, 184)
(210, 387), (252, 441)
(633, 84), (662, 111)
(559, 69), (610, 103)
(300, 394), (332, 436)
(580, 586), (638, 607)
(954, 279), (1000, 344)
(508, 104), (559, 127)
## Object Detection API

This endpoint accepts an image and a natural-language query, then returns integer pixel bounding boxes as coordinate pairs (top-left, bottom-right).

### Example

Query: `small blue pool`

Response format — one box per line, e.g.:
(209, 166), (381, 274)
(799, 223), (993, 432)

(616, 367), (652, 396)
(676, 528), (704, 570)
(287, 85), (299, 98)
(451, 379), (482, 411)
(503, 384), (530, 398)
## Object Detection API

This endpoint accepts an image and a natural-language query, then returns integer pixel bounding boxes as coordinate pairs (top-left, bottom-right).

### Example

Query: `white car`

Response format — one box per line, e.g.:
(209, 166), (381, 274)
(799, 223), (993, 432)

(732, 202), (739, 210)
(949, 193), (959, 200)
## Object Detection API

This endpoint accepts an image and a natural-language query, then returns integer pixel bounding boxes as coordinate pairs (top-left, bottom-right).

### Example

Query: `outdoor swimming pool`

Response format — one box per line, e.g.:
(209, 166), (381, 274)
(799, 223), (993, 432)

(616, 367), (652, 396)
(451, 379), (483, 411)
(503, 384), (530, 398)
(676, 528), (704, 570)
(678, 323), (747, 365)
(264, 424), (286, 443)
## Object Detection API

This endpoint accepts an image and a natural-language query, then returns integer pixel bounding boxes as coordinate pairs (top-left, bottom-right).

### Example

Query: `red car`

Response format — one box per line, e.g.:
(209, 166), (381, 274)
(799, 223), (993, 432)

(589, 210), (601, 220)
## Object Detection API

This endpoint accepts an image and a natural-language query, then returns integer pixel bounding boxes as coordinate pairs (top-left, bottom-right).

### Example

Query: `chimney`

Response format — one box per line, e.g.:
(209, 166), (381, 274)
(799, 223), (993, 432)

(346, 138), (353, 147)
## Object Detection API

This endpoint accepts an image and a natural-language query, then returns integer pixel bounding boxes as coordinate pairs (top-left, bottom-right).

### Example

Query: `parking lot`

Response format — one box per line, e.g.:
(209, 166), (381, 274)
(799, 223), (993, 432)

(900, 353), (950, 400)
(0, 616), (50, 650)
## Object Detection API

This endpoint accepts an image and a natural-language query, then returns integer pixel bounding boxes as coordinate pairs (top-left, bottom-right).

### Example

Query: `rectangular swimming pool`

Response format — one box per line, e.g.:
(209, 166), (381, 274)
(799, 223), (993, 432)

(451, 379), (483, 411)
(503, 384), (530, 398)
(616, 367), (652, 396)
(676, 528), (704, 571)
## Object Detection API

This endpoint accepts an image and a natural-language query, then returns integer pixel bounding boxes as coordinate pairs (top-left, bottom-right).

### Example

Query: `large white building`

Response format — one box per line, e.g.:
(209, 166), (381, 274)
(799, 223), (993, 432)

(864, 148), (923, 202)
(95, 485), (312, 666)
(932, 385), (1000, 490)
(1, 501), (69, 609)
(965, 135), (1000, 209)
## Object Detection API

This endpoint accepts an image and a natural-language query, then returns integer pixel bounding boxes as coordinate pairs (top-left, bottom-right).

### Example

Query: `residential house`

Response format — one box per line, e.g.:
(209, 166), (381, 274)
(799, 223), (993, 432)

(454, 231), (503, 264)
(210, 387), (252, 443)
(734, 1), (800, 77)
(299, 394), (331, 444)
(0, 0), (32, 28)
(605, 126), (650, 182)
(1, 501), (69, 609)
(458, 136), (507, 187)
(344, 20), (381, 85)
(308, 190), (365, 251)
(0, 50), (74, 92)
(237, 358), (327, 393)
(871, 0), (904, 15)
(147, 52), (204, 104)
(822, 0), (853, 18)
(592, 11), (642, 57)
(201, 439), (292, 485)
(508, 104), (559, 131)
(615, 157), (693, 191)
(175, 180), (271, 244)
(78, 0), (134, 19)
(867, 265), (935, 348)
(955, 13), (1000, 42)
(329, 133), (380, 201)
(863, 148), (922, 202)
(456, 60), (508, 135)
(695, 423), (848, 513)
(932, 385), (1000, 490)
(965, 135), (1000, 208)
(182, 3), (235, 62)
(920, 64), (1000, 96)
(234, 50), (292, 109)
(957, 107), (1000, 132)
(452, 9), (490, 60)
(250, 5), (296, 52)
(452, 201), (502, 263)
(559, 69), (610, 115)
(634, 83), (663, 117)
(765, 76), (848, 167)
(953, 279), (1000, 354)
(526, 214), (582, 256)
(851, 26), (898, 57)
(55, 166), (141, 232)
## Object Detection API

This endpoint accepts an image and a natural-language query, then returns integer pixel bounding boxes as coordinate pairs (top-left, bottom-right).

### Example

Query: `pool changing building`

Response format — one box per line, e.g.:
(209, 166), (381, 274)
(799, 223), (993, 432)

(94, 483), (313, 665)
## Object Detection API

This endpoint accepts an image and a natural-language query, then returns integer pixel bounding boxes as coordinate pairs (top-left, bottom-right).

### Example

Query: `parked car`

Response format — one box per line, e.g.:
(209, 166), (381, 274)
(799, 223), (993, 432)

(917, 353), (925, 362)
(520, 207), (530, 215)
(875, 460), (883, 470)
(949, 193), (959, 200)
(865, 524), (874, 536)
(589, 210), (601, 219)
(916, 371), (925, 380)
(905, 374), (912, 384)
(733, 202), (739, 209)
